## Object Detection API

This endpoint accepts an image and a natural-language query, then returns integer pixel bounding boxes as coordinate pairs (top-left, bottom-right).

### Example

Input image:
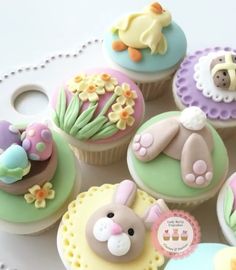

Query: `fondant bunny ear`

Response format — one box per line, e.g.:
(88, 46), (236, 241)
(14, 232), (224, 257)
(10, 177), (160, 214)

(113, 180), (137, 207)
(143, 199), (169, 229)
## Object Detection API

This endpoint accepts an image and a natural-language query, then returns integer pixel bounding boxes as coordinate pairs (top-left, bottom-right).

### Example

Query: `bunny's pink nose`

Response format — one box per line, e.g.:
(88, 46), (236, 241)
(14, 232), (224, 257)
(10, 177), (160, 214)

(111, 223), (123, 235)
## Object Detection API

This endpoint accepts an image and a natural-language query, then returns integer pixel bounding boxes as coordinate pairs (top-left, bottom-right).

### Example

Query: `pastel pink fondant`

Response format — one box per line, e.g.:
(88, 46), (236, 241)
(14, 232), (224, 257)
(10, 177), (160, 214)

(22, 123), (53, 161)
(111, 223), (123, 235)
(114, 180), (136, 205)
(145, 205), (162, 224)
(193, 160), (207, 175)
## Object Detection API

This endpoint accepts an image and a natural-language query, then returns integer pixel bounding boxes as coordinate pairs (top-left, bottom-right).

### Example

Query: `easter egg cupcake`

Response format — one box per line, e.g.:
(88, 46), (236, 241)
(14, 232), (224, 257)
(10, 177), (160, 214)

(51, 68), (144, 165)
(173, 47), (236, 137)
(165, 243), (236, 270)
(103, 2), (187, 101)
(127, 107), (229, 208)
(57, 179), (169, 270)
(0, 121), (79, 235)
(217, 172), (236, 246)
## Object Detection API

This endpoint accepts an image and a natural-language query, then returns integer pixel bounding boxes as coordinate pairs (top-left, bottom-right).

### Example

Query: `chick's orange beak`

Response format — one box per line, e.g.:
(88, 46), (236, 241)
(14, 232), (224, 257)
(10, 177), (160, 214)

(150, 2), (164, 14)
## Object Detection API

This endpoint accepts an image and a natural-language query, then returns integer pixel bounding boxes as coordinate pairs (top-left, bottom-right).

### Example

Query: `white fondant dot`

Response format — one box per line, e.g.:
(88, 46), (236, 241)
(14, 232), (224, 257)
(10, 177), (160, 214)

(185, 174), (195, 183)
(139, 147), (147, 156)
(132, 143), (140, 151)
(93, 217), (113, 242)
(8, 125), (19, 134)
(133, 134), (141, 143)
(140, 133), (153, 147)
(29, 153), (40, 160)
(28, 129), (35, 137)
(196, 176), (205, 185)
(107, 234), (131, 257)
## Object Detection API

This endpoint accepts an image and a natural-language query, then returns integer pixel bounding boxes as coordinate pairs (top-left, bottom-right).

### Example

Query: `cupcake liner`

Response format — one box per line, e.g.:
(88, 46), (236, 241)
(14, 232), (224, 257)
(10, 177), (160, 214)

(71, 140), (130, 166)
(136, 76), (173, 101)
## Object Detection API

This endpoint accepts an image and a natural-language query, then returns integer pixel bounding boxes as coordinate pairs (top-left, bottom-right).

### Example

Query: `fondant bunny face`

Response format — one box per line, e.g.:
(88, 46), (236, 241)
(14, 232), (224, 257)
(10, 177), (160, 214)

(86, 180), (168, 263)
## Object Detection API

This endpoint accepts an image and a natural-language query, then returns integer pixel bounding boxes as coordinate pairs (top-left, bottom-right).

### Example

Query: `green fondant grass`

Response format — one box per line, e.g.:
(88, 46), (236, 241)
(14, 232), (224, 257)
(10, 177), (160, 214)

(130, 112), (228, 199)
(0, 132), (76, 223)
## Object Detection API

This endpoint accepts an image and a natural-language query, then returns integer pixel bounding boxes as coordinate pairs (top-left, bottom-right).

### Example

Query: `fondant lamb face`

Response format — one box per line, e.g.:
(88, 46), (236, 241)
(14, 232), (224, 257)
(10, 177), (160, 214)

(132, 107), (214, 188)
(86, 180), (169, 263)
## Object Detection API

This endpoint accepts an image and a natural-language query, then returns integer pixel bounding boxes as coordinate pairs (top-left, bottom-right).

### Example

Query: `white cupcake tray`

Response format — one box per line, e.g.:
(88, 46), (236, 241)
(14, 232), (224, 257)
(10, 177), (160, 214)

(0, 40), (235, 270)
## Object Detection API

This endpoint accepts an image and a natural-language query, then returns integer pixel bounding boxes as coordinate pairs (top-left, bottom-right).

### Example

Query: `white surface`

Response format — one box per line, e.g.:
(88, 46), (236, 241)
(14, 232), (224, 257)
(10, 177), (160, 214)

(0, 0), (236, 269)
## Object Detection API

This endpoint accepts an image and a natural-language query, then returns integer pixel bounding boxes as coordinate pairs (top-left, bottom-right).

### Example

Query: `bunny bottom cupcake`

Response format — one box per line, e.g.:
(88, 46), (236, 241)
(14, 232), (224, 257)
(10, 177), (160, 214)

(0, 121), (80, 235)
(165, 243), (236, 270)
(127, 107), (229, 208)
(57, 180), (169, 270)
(217, 172), (236, 246)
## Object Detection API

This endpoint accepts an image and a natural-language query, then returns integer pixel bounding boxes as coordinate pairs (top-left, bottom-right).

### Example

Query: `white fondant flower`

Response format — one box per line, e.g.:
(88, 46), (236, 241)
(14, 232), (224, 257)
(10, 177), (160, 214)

(24, 182), (55, 209)
(108, 103), (135, 130)
(95, 73), (118, 92)
(115, 83), (137, 106)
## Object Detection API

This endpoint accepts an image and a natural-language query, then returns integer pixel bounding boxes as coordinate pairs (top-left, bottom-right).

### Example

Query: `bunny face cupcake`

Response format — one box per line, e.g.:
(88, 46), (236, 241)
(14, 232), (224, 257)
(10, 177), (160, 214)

(173, 47), (236, 137)
(0, 121), (79, 235)
(217, 172), (236, 246)
(51, 68), (144, 165)
(57, 180), (169, 270)
(103, 2), (187, 101)
(127, 107), (229, 207)
(165, 243), (236, 270)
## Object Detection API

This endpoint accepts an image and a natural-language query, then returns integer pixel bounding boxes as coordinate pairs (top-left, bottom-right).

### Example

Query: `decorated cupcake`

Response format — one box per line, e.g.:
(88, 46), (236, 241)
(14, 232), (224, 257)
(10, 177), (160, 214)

(181, 230), (188, 241)
(165, 243), (236, 270)
(103, 2), (187, 101)
(51, 68), (144, 165)
(0, 121), (79, 235)
(57, 180), (169, 270)
(173, 47), (236, 137)
(127, 107), (229, 208)
(217, 172), (236, 246)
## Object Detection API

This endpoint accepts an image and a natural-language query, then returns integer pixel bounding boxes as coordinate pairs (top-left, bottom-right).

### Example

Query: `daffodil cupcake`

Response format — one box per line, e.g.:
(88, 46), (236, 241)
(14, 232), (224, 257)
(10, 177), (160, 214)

(103, 2), (187, 101)
(51, 68), (144, 165)
(0, 120), (79, 235)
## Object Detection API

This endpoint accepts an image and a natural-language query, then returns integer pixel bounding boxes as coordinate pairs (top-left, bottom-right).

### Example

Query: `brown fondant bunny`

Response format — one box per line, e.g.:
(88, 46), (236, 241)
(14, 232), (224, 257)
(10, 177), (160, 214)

(86, 180), (169, 263)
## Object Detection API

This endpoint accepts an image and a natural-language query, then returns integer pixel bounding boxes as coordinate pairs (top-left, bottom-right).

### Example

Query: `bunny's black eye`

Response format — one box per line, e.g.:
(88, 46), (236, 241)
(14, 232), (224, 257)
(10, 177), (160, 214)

(128, 228), (134, 236)
(107, 212), (114, 218)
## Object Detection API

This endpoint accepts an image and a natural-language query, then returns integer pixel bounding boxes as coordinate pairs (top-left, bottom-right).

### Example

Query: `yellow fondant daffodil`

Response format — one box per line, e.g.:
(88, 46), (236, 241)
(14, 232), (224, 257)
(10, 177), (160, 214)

(24, 182), (55, 209)
(108, 103), (135, 130)
(95, 73), (118, 92)
(78, 82), (105, 102)
(115, 83), (137, 106)
(67, 73), (88, 94)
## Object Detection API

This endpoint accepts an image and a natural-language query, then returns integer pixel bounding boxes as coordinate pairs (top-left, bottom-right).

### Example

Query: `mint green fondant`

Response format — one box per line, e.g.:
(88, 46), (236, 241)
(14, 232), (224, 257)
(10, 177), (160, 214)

(36, 142), (46, 152)
(63, 94), (80, 132)
(129, 112), (228, 199)
(98, 92), (117, 116)
(69, 102), (98, 136)
(76, 115), (107, 140)
(224, 187), (236, 231)
(0, 132), (76, 223)
(52, 111), (60, 127)
(91, 122), (119, 140)
(104, 22), (187, 73)
(56, 88), (67, 127)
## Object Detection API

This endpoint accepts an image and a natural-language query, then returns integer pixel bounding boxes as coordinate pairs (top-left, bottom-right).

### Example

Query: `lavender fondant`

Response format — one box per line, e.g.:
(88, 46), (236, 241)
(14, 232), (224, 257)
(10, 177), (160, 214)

(174, 47), (236, 121)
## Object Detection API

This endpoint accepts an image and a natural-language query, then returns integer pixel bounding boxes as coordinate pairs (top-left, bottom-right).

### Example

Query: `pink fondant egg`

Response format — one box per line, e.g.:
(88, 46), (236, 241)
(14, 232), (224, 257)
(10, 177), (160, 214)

(22, 123), (53, 161)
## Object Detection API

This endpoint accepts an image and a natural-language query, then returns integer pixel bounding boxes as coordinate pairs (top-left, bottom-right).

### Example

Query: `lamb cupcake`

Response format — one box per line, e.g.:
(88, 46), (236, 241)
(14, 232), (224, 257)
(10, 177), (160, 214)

(173, 47), (236, 137)
(0, 120), (79, 235)
(51, 68), (144, 165)
(217, 172), (236, 246)
(127, 107), (229, 208)
(57, 179), (169, 270)
(103, 2), (187, 101)
(165, 243), (236, 270)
